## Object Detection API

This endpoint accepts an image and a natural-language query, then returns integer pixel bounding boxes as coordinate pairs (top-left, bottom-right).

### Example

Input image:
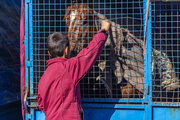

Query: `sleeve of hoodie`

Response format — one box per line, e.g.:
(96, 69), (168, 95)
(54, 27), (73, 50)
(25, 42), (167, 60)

(65, 29), (108, 85)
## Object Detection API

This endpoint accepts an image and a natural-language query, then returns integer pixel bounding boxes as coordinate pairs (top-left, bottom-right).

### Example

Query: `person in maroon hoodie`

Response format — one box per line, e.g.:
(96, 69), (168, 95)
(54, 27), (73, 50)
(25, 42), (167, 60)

(38, 20), (110, 120)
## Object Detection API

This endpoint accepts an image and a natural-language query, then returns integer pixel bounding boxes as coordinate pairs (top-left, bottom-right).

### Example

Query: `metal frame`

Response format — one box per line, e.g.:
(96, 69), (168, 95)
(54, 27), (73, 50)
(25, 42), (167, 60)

(25, 0), (34, 119)
(26, 0), (147, 103)
(146, 2), (153, 119)
(24, 0), (180, 120)
(152, 2), (179, 105)
(25, 0), (30, 119)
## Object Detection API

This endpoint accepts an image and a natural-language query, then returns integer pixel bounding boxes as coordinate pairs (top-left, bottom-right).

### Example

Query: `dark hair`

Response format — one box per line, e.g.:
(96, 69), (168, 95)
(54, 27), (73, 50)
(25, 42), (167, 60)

(47, 32), (69, 58)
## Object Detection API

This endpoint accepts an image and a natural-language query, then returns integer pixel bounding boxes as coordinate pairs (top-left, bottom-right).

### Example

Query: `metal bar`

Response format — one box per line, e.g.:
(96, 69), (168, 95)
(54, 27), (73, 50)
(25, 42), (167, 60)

(29, 0), (34, 97)
(82, 103), (146, 109)
(25, 0), (30, 120)
(144, 0), (149, 103)
(147, 2), (153, 120)
(82, 98), (146, 103)
(151, 0), (180, 2)
(143, 0), (150, 55)
(152, 102), (180, 106)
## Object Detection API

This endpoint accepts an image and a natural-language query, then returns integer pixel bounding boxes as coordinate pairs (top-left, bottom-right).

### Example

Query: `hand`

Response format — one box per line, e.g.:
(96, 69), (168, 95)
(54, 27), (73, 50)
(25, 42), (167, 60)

(101, 19), (111, 31)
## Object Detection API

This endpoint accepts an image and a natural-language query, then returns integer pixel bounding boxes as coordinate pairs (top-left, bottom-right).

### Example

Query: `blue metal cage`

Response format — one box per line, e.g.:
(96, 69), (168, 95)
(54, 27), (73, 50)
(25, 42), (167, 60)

(24, 0), (180, 120)
(151, 1), (180, 103)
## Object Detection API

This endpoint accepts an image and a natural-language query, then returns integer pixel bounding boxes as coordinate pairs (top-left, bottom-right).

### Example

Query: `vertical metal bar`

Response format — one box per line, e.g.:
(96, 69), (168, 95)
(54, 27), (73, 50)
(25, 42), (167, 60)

(143, 0), (149, 118)
(144, 0), (153, 119)
(147, 1), (153, 120)
(143, 0), (148, 103)
(25, 0), (29, 95)
(25, 0), (30, 120)
(31, 108), (34, 120)
(143, 0), (150, 55)
(34, 0), (37, 98)
(29, 0), (34, 98)
(177, 3), (180, 103)
(25, 0), (34, 119)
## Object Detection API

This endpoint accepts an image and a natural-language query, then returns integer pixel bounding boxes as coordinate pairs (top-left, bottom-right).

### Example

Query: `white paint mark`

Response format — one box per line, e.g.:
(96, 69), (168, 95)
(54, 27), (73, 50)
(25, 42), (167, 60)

(69, 10), (77, 29)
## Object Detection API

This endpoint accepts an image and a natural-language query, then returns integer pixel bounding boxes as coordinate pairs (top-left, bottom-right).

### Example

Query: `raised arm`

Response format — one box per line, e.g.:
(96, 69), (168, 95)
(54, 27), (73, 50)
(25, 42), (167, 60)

(66, 20), (111, 85)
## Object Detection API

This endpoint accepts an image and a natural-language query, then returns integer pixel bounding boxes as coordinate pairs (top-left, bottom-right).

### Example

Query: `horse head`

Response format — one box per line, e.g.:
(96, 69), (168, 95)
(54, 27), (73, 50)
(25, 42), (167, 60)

(64, 4), (98, 53)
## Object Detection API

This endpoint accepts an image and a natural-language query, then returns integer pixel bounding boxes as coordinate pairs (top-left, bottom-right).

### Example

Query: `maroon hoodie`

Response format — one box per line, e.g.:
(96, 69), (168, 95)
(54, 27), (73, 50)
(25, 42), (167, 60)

(38, 29), (108, 120)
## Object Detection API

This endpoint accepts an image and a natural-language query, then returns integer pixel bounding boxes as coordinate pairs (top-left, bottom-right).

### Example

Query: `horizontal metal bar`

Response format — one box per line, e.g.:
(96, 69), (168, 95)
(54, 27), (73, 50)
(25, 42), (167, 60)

(82, 103), (146, 109)
(151, 0), (180, 2)
(27, 101), (180, 108)
(82, 98), (146, 103)
(152, 102), (180, 107)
